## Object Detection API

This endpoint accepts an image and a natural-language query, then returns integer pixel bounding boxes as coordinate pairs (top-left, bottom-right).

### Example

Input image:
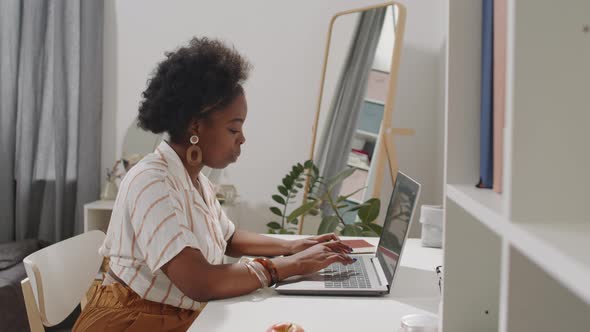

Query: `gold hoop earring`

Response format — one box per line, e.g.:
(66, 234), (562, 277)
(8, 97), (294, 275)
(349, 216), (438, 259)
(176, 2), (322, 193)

(186, 135), (202, 166)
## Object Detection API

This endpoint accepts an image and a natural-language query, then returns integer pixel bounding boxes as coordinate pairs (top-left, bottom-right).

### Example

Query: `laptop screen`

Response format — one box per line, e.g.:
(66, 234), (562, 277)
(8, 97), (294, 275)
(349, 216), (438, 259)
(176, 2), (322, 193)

(375, 172), (421, 286)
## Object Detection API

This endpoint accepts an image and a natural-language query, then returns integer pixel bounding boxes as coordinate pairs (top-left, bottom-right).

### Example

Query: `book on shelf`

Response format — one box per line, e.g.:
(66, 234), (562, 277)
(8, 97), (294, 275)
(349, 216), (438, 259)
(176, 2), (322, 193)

(478, 0), (494, 189)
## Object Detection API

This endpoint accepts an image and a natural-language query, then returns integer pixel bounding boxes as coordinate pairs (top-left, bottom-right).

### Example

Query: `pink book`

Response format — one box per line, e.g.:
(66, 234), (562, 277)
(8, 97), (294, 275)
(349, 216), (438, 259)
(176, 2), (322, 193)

(493, 0), (507, 193)
(341, 239), (375, 254)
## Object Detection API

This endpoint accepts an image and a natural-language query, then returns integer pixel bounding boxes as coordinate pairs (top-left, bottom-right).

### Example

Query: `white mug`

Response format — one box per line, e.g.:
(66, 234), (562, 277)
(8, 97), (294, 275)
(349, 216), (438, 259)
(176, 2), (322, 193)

(399, 314), (438, 332)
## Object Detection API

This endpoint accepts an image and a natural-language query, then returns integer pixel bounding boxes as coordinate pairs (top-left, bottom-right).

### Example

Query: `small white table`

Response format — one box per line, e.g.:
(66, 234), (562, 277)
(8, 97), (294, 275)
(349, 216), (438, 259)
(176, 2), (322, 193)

(189, 235), (442, 331)
(84, 200), (115, 233)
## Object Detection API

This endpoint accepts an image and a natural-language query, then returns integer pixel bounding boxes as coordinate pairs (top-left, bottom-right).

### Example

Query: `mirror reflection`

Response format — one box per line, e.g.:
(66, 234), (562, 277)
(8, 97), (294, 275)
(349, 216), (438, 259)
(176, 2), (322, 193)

(311, 4), (399, 227)
(121, 119), (163, 171)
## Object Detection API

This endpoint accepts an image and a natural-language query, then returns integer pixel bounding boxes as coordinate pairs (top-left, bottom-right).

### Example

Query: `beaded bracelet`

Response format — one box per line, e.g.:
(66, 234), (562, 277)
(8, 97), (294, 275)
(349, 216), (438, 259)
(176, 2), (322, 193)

(253, 257), (279, 286)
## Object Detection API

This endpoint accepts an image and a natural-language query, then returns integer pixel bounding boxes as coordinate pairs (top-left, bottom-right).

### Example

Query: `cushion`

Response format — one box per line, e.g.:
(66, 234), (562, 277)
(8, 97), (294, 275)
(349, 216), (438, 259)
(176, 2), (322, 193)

(0, 263), (28, 332)
(0, 240), (41, 271)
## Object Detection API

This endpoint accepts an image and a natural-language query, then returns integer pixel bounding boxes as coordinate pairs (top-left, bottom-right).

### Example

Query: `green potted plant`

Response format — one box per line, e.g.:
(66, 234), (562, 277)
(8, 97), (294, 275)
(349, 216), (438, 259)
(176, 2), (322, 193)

(267, 160), (382, 237)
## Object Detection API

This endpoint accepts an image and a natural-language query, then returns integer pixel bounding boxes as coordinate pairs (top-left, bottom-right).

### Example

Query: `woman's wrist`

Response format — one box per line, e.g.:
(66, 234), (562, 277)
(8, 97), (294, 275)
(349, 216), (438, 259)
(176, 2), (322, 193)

(271, 256), (300, 280)
(283, 239), (297, 256)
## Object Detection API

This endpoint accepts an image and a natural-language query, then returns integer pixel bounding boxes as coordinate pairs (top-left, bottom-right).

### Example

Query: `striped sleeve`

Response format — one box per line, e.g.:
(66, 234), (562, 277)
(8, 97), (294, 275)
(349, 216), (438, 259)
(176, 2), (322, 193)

(201, 175), (235, 241)
(214, 197), (235, 241)
(126, 173), (202, 273)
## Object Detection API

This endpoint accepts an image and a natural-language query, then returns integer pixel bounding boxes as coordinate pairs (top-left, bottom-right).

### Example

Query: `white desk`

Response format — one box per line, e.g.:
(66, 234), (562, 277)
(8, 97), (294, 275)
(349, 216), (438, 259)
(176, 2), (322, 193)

(190, 235), (442, 331)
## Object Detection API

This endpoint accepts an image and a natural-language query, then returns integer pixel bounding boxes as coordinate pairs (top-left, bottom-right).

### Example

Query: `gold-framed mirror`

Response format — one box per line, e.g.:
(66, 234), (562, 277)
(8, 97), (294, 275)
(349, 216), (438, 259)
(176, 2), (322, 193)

(299, 1), (413, 234)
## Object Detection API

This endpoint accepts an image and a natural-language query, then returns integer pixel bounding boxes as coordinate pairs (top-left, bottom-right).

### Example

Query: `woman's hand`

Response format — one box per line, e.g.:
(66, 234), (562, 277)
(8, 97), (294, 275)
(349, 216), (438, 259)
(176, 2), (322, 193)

(279, 241), (354, 278)
(287, 233), (351, 255)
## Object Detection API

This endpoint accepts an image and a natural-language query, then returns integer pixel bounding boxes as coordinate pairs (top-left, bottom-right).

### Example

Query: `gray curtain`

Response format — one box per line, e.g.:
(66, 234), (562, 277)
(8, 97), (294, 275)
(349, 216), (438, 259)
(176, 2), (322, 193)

(0, 0), (103, 243)
(315, 8), (386, 203)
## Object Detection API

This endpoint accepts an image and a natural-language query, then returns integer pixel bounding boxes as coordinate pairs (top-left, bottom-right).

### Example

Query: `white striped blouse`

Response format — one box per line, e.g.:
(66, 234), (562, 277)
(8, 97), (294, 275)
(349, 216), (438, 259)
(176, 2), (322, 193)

(99, 141), (235, 310)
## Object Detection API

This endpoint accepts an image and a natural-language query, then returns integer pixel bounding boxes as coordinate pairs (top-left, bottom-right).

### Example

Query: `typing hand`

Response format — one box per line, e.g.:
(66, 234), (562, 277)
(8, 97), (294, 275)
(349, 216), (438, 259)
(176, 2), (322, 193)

(289, 241), (354, 276)
(287, 233), (351, 255)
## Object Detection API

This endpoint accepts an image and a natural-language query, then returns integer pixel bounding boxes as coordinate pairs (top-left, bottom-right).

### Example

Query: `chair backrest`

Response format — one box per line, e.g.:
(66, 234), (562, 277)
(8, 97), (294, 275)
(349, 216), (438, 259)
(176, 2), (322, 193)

(22, 230), (105, 327)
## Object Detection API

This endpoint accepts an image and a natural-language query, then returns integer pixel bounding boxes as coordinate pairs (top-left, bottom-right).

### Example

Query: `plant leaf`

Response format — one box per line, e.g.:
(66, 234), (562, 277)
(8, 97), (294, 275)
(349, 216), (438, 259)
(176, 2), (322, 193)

(267, 222), (281, 229)
(295, 183), (304, 188)
(357, 198), (380, 224)
(282, 176), (294, 188)
(279, 228), (288, 234)
(317, 216), (340, 234)
(272, 195), (286, 205)
(278, 185), (288, 196)
(362, 230), (378, 237)
(367, 223), (383, 236)
(312, 165), (319, 175)
(270, 207), (283, 217)
(286, 201), (317, 223)
(304, 160), (314, 168)
(358, 223), (371, 231)
(337, 187), (367, 203)
(326, 167), (356, 189)
(341, 224), (363, 236)
(341, 203), (368, 214)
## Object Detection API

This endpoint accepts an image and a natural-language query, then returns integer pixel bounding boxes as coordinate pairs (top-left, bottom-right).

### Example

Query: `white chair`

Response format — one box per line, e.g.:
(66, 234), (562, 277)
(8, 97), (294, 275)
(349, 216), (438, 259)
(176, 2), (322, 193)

(21, 230), (106, 332)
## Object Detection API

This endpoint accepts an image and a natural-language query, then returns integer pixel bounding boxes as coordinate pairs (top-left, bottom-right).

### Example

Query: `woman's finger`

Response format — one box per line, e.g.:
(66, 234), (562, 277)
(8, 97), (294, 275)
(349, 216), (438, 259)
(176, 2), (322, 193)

(325, 253), (354, 266)
(314, 233), (338, 243)
(323, 233), (340, 242)
(323, 241), (353, 253)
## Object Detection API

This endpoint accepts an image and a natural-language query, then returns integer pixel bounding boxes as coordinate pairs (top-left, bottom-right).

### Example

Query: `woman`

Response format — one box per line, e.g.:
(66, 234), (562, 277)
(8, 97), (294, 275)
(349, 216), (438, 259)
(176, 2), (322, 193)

(73, 37), (354, 331)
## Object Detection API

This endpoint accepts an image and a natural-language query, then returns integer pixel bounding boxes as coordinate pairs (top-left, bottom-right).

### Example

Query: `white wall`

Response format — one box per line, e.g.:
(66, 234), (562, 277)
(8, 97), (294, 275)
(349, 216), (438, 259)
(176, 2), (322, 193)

(101, 0), (446, 235)
(389, 0), (447, 237)
(373, 5), (395, 72)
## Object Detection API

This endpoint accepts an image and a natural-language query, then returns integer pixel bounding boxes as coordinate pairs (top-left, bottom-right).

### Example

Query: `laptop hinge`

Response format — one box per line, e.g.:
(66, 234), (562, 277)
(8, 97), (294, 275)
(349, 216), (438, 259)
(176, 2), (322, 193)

(371, 257), (389, 288)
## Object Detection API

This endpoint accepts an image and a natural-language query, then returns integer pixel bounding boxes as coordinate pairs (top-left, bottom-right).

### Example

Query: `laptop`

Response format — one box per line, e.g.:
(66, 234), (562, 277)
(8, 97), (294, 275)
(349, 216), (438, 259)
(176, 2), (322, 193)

(275, 171), (421, 296)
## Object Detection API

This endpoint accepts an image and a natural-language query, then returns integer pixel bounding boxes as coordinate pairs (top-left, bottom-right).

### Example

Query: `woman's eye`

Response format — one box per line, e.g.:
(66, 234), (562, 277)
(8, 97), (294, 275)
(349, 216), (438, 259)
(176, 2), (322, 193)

(228, 129), (240, 134)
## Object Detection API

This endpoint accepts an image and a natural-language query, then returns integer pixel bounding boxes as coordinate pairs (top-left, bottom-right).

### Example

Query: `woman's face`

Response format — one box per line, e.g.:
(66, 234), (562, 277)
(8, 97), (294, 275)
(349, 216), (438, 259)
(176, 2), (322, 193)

(197, 93), (247, 169)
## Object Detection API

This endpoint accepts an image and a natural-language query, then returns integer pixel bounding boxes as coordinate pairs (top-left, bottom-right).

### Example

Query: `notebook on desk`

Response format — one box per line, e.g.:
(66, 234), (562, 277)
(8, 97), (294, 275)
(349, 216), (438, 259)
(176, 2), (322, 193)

(341, 239), (375, 254)
(275, 171), (421, 296)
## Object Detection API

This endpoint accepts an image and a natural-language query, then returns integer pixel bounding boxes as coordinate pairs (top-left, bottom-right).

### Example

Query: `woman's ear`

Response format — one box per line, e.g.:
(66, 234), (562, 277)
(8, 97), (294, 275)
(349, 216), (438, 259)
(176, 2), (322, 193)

(189, 118), (200, 136)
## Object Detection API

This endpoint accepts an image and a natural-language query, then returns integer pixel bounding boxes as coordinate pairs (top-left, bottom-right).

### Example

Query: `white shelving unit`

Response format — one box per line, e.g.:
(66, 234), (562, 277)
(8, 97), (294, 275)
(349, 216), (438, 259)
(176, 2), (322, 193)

(354, 129), (378, 143)
(443, 1), (590, 331)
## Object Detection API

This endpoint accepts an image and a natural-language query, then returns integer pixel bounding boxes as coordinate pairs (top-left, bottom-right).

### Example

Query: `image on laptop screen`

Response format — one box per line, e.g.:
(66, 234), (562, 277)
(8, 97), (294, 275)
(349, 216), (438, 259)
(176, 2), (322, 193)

(376, 173), (420, 283)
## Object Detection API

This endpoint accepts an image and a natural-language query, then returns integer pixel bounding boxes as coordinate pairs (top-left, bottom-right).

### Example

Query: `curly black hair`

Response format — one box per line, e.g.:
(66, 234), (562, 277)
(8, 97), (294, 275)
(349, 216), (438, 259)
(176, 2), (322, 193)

(137, 37), (251, 143)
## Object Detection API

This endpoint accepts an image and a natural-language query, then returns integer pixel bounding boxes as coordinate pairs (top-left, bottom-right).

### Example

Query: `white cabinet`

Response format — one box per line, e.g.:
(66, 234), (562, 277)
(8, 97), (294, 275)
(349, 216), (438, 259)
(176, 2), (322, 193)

(443, 0), (590, 331)
(84, 200), (115, 233)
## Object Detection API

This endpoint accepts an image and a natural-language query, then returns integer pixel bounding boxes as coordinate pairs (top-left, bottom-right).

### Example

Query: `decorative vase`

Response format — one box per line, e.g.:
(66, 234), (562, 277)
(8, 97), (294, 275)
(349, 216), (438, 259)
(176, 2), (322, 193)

(100, 180), (118, 200)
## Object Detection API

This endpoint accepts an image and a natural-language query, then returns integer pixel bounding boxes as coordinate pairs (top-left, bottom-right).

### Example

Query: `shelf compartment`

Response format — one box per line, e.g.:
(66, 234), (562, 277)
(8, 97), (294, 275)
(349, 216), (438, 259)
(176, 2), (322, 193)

(446, 184), (507, 236)
(506, 221), (590, 306)
(504, 247), (590, 331)
(443, 199), (501, 332)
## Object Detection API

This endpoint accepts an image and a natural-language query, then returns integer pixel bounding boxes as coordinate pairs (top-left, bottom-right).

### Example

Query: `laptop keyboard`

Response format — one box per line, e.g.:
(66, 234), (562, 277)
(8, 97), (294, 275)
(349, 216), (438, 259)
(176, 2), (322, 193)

(323, 259), (372, 289)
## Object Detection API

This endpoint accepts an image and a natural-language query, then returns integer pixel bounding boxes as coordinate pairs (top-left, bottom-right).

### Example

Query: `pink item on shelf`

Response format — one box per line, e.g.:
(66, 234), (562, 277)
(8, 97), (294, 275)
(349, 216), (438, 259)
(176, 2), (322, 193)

(493, 0), (507, 193)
